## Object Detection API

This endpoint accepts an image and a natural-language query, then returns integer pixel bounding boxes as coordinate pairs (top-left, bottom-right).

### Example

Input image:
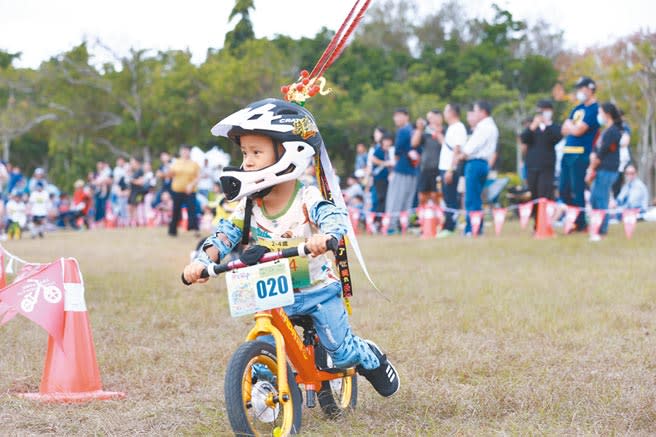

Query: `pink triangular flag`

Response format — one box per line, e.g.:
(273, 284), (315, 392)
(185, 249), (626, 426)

(545, 201), (557, 226)
(381, 213), (391, 235)
(589, 209), (606, 237)
(518, 202), (533, 229)
(493, 208), (507, 236)
(622, 209), (639, 239)
(563, 206), (580, 234)
(365, 212), (376, 235)
(434, 207), (445, 231)
(399, 211), (409, 235)
(348, 209), (360, 235)
(470, 211), (483, 236)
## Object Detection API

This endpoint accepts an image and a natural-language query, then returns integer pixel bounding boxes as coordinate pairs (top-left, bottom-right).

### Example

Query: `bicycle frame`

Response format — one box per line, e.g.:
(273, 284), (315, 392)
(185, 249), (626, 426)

(245, 308), (356, 428)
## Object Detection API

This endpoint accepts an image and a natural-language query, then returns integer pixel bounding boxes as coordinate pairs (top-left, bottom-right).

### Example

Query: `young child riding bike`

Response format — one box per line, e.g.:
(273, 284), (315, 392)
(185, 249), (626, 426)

(182, 98), (399, 397)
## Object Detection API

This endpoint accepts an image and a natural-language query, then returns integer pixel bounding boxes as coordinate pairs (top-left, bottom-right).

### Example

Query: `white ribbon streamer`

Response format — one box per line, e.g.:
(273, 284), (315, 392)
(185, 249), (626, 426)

(319, 144), (389, 300)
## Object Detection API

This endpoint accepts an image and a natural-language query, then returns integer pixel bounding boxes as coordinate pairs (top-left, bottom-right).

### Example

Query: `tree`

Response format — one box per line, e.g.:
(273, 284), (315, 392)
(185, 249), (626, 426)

(0, 53), (56, 163)
(224, 0), (255, 53)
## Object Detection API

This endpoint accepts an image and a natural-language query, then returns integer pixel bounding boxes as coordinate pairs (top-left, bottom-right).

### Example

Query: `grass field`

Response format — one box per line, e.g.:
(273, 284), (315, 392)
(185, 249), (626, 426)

(1, 221), (656, 436)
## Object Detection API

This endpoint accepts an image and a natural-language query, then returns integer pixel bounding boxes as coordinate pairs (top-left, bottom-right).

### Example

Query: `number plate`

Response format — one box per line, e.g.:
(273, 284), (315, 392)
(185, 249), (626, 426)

(225, 259), (295, 317)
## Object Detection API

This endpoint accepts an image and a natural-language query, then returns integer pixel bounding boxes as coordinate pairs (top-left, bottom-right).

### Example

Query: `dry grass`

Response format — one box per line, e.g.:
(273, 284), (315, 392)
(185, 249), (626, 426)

(1, 222), (656, 436)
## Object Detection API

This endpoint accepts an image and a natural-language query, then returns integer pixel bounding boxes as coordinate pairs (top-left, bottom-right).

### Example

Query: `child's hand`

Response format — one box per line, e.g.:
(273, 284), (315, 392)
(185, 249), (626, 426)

(305, 234), (333, 257)
(183, 261), (209, 284)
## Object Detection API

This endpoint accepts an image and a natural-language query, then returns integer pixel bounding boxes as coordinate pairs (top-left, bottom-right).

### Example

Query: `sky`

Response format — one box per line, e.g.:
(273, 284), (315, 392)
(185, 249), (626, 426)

(1, 0), (654, 69)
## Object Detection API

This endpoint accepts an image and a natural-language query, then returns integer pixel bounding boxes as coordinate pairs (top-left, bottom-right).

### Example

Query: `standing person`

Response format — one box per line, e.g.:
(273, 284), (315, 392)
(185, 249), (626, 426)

(127, 157), (145, 226)
(385, 107), (419, 233)
(585, 102), (622, 241)
(197, 157), (215, 200)
(612, 109), (633, 197)
(168, 145), (200, 237)
(0, 160), (9, 196)
(28, 181), (50, 238)
(354, 142), (368, 173)
(6, 190), (27, 239)
(7, 165), (24, 195)
(460, 101), (499, 236)
(437, 103), (468, 237)
(370, 131), (394, 224)
(367, 127), (386, 213)
(112, 157), (130, 226)
(412, 109), (443, 207)
(153, 151), (173, 207)
(28, 167), (47, 193)
(519, 100), (563, 227)
(560, 76), (600, 232)
(92, 160), (112, 223)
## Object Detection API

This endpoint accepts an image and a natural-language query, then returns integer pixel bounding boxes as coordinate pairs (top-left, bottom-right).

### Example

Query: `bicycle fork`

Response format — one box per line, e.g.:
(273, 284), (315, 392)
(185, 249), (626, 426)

(245, 312), (294, 435)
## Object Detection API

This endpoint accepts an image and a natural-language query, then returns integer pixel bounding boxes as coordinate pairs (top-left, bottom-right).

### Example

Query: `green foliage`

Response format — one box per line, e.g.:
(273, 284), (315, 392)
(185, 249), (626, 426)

(0, 0), (569, 187)
(224, 0), (255, 53)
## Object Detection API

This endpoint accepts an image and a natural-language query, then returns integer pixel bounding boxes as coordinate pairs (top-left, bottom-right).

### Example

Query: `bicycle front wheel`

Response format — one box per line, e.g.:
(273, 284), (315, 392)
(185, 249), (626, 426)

(224, 340), (302, 436)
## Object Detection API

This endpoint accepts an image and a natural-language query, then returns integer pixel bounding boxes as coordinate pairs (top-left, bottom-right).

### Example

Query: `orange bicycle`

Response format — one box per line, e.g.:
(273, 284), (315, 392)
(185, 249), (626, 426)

(182, 239), (357, 436)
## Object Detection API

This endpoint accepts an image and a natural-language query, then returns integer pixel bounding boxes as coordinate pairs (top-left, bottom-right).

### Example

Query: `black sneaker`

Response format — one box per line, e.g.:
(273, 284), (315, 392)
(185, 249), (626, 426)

(357, 340), (400, 397)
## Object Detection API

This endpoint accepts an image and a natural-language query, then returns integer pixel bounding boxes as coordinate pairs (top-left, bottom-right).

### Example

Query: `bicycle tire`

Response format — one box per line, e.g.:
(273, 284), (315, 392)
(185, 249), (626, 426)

(224, 340), (302, 436)
(314, 344), (357, 418)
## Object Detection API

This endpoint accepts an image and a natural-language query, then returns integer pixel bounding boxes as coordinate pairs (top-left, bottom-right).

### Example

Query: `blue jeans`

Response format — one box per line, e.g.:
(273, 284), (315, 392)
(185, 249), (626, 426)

(590, 169), (618, 235)
(440, 169), (459, 231)
(261, 281), (379, 370)
(464, 159), (488, 234)
(94, 193), (108, 222)
(559, 153), (589, 229)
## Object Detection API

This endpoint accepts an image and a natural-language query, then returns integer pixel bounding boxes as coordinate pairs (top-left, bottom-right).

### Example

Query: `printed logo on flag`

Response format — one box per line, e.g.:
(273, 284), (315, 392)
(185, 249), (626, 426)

(20, 279), (63, 313)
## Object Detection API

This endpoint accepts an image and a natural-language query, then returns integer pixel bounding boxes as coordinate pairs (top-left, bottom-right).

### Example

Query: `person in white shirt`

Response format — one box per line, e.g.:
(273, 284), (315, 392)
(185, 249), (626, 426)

(28, 181), (50, 238)
(460, 101), (499, 235)
(197, 158), (215, 199)
(435, 103), (468, 237)
(6, 191), (27, 239)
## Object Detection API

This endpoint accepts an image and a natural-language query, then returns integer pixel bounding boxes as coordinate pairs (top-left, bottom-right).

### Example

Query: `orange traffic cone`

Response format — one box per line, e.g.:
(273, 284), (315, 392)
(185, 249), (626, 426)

(534, 198), (555, 239)
(421, 205), (438, 239)
(19, 258), (125, 403)
(104, 205), (117, 229)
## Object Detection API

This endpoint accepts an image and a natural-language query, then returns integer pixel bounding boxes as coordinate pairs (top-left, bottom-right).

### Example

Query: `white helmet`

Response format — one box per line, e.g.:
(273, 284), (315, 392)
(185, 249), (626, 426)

(211, 98), (322, 200)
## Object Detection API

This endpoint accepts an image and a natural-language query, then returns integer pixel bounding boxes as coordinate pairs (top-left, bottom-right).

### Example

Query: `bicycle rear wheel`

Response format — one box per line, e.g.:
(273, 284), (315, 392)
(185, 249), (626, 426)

(224, 340), (302, 436)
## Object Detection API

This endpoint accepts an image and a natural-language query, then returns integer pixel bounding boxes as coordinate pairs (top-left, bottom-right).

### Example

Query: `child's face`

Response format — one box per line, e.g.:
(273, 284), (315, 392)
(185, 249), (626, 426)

(240, 135), (277, 171)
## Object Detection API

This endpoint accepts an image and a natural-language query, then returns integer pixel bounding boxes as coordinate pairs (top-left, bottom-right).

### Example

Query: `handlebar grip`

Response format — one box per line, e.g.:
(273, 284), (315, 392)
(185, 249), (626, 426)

(326, 237), (339, 252)
(180, 266), (211, 286)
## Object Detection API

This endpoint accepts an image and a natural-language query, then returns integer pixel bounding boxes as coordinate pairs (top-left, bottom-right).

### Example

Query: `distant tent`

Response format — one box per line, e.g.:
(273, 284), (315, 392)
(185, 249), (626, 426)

(190, 146), (231, 171)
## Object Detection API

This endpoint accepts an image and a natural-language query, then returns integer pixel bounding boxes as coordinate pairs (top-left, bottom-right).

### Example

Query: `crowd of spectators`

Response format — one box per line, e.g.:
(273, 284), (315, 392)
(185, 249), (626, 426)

(342, 76), (654, 240)
(0, 145), (237, 240)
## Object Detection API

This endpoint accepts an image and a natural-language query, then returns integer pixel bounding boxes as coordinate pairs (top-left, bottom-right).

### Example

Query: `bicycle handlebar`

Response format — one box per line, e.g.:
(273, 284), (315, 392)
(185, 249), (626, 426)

(181, 237), (338, 286)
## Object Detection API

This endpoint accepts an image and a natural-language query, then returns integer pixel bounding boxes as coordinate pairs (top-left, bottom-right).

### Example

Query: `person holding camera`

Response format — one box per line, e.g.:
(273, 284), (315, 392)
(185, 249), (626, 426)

(412, 110), (443, 208)
(520, 100), (562, 226)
